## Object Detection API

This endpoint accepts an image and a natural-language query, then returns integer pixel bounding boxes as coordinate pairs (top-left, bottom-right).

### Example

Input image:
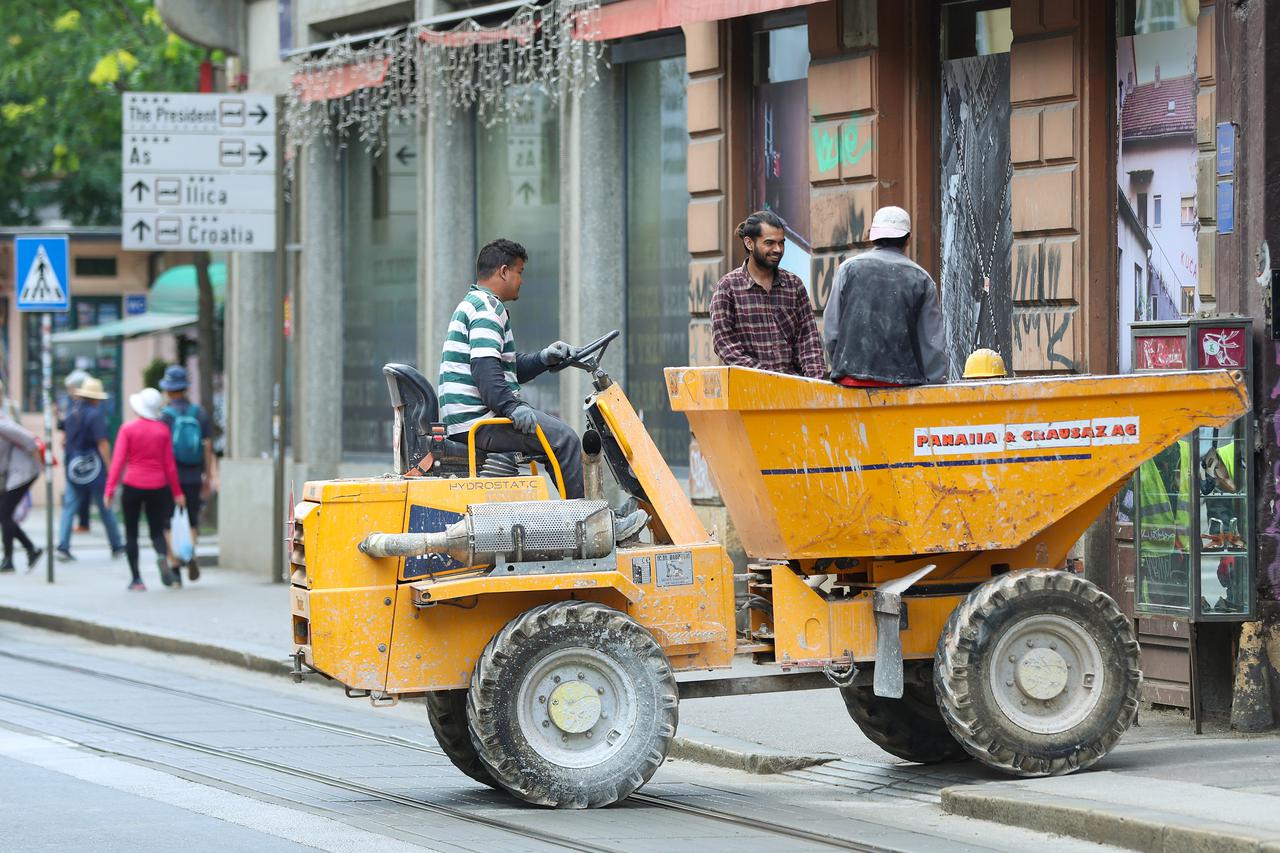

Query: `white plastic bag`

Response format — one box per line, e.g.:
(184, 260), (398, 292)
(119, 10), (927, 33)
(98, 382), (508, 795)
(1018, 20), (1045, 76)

(170, 505), (194, 563)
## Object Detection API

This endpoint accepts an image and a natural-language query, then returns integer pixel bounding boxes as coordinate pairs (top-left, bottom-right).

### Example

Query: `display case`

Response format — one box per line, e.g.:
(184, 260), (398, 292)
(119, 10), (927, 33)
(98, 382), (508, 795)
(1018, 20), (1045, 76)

(1132, 318), (1255, 621)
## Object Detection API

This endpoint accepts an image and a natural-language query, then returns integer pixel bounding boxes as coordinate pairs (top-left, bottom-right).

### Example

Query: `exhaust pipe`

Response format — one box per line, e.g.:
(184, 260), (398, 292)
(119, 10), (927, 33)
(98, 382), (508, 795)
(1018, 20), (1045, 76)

(582, 428), (604, 501)
(359, 499), (615, 567)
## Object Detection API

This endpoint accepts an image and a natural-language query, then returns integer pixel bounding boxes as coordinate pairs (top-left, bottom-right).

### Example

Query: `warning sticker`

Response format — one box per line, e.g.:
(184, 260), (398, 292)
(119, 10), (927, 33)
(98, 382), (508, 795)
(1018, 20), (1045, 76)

(915, 417), (1139, 456)
(631, 556), (652, 584)
(654, 551), (694, 588)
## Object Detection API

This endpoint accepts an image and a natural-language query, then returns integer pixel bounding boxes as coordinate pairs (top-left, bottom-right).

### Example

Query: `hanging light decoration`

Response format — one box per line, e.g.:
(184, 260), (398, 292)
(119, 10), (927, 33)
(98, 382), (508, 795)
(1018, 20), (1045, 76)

(283, 0), (603, 180)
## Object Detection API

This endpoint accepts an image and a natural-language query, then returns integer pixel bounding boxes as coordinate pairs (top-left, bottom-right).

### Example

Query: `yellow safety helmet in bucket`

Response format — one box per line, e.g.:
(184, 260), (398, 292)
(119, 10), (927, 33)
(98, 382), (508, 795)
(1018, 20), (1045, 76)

(964, 348), (1007, 379)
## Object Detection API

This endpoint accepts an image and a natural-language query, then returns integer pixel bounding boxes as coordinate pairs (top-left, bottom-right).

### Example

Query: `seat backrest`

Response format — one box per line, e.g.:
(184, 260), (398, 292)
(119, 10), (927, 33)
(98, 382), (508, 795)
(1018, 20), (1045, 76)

(383, 363), (438, 473)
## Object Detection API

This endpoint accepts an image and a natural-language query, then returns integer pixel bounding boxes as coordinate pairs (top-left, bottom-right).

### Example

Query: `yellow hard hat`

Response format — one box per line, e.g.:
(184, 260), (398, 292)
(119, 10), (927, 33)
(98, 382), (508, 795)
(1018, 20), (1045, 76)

(963, 348), (1007, 379)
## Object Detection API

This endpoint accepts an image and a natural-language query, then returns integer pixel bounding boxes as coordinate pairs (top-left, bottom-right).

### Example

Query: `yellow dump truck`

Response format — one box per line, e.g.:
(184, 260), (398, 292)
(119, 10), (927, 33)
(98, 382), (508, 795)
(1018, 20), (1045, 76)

(289, 331), (1248, 808)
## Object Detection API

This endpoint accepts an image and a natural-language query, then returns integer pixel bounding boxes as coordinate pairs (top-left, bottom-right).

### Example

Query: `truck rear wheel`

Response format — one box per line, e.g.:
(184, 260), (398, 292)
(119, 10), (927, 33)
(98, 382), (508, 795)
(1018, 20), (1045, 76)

(839, 665), (967, 764)
(425, 689), (499, 789)
(934, 569), (1140, 776)
(467, 601), (679, 808)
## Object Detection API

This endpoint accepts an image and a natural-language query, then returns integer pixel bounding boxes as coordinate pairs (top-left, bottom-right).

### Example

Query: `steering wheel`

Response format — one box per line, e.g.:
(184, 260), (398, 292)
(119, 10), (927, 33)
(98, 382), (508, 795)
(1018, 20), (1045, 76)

(549, 329), (619, 373)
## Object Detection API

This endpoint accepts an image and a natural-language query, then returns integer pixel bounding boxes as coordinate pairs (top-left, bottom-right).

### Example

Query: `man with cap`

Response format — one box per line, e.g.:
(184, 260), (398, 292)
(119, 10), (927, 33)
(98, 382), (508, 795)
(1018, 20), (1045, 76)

(158, 365), (215, 581)
(55, 376), (125, 561)
(60, 368), (93, 532)
(823, 206), (948, 387)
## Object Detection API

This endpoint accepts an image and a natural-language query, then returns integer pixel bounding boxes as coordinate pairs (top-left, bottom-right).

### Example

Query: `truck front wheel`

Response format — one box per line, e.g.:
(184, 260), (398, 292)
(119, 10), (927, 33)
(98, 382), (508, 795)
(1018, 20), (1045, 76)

(934, 569), (1140, 776)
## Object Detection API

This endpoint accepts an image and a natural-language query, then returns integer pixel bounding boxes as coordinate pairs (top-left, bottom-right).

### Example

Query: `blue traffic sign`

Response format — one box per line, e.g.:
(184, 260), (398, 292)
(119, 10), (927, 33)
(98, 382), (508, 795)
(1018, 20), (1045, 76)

(14, 235), (70, 312)
(125, 293), (148, 316)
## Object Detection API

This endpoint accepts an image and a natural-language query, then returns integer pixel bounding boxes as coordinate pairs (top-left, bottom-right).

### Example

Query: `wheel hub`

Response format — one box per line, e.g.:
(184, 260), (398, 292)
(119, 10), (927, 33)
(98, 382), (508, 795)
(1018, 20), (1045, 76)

(1014, 647), (1070, 700)
(548, 680), (602, 733)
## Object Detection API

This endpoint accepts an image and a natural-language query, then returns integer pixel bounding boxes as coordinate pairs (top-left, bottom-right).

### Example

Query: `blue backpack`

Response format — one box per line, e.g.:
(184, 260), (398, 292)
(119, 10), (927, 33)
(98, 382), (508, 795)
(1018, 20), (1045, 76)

(164, 404), (204, 466)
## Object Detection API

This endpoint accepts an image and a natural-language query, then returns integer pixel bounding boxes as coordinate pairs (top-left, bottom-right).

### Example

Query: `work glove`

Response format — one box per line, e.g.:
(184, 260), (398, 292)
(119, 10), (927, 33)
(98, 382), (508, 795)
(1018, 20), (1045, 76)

(509, 404), (539, 435)
(539, 340), (572, 366)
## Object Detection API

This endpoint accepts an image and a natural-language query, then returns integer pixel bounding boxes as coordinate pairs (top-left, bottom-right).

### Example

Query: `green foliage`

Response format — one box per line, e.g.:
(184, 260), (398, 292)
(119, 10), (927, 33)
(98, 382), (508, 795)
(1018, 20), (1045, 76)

(0, 3), (203, 225)
(142, 356), (168, 390)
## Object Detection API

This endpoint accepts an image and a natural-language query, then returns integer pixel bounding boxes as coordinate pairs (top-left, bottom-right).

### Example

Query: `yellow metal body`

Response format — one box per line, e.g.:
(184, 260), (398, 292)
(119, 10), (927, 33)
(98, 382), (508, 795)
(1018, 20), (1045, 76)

(666, 366), (1249, 582)
(293, 364), (1249, 698)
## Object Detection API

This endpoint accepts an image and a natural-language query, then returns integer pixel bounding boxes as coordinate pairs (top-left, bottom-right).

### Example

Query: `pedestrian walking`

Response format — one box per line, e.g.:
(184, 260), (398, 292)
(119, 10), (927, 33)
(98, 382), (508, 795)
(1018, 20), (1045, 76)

(104, 387), (185, 591)
(60, 369), (93, 533)
(158, 365), (214, 582)
(54, 376), (125, 562)
(0, 399), (43, 572)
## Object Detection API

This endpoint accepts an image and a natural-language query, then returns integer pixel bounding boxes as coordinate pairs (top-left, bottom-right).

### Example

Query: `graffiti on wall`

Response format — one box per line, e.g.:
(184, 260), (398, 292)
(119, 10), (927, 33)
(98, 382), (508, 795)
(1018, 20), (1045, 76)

(811, 123), (874, 175)
(940, 54), (1013, 378)
(1012, 242), (1076, 371)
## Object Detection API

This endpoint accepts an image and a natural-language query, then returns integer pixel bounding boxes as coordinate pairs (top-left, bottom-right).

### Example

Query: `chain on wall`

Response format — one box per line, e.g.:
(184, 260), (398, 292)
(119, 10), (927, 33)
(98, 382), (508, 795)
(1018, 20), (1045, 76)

(282, 0), (604, 182)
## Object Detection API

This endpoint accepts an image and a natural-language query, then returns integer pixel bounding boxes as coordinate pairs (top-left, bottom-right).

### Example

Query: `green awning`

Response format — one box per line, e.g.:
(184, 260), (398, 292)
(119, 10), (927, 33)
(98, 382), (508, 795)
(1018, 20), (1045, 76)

(148, 262), (227, 314)
(51, 312), (198, 343)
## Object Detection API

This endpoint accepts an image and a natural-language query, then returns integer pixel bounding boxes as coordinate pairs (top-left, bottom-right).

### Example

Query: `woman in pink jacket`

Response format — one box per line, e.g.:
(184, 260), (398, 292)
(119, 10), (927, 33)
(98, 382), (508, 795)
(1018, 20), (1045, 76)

(105, 387), (186, 591)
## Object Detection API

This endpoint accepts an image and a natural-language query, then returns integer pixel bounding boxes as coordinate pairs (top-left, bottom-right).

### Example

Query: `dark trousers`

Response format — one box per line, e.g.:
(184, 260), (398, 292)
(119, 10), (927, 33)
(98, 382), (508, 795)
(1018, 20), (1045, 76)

(0, 478), (36, 560)
(471, 410), (584, 499)
(121, 485), (173, 581)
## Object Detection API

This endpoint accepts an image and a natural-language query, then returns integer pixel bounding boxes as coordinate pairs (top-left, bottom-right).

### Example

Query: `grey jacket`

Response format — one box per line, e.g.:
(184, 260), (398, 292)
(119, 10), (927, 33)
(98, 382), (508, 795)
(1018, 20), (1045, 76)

(823, 246), (949, 385)
(0, 415), (40, 491)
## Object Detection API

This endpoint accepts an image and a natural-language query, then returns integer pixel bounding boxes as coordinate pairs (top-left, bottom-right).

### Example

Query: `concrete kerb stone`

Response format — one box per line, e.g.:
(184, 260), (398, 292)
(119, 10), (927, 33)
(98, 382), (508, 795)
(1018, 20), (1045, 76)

(669, 724), (836, 774)
(941, 784), (1279, 853)
(0, 604), (287, 677)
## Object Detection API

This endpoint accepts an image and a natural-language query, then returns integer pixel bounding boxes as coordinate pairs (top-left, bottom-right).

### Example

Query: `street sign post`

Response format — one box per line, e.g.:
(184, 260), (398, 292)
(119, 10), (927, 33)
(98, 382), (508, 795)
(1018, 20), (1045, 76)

(121, 93), (277, 252)
(14, 235), (70, 584)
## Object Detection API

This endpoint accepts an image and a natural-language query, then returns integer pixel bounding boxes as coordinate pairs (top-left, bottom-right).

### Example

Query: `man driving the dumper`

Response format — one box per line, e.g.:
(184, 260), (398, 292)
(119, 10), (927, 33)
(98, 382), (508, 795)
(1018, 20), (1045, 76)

(439, 238), (647, 537)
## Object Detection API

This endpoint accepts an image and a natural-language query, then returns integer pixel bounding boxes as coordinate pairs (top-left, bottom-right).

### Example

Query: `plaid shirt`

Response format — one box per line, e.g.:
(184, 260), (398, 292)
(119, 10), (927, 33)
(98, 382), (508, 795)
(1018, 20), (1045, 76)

(709, 261), (827, 379)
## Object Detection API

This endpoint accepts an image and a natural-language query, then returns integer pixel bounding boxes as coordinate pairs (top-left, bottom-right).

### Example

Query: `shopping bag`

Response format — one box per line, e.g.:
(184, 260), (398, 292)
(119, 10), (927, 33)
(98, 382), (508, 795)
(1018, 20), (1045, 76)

(12, 492), (31, 523)
(170, 506), (194, 562)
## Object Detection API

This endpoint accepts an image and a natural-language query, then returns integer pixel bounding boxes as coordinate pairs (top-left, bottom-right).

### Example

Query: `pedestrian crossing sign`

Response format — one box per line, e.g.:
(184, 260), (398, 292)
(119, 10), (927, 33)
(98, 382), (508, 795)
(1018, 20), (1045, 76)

(15, 235), (70, 312)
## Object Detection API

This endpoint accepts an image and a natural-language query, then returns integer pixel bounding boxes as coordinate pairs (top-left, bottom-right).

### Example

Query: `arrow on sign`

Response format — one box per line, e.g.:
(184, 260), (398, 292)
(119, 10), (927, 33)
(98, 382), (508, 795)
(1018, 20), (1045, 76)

(130, 180), (150, 202)
(516, 181), (536, 204)
(395, 146), (416, 166)
(251, 143), (269, 165)
(250, 104), (269, 125)
(131, 220), (151, 241)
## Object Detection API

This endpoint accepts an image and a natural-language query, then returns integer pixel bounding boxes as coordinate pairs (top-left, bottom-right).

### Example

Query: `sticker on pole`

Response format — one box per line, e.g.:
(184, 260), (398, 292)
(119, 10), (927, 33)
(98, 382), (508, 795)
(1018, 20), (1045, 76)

(15, 235), (70, 312)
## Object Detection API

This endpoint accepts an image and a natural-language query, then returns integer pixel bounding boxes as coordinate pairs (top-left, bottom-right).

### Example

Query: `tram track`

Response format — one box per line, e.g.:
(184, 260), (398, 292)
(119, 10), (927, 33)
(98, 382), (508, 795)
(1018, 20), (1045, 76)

(0, 649), (891, 852)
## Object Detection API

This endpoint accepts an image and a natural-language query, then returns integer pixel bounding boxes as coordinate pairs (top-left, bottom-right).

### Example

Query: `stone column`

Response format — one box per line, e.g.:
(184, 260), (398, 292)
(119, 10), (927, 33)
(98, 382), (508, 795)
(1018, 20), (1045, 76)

(295, 142), (344, 479)
(218, 251), (276, 573)
(558, 64), (626, 434)
(419, 105), (477, 375)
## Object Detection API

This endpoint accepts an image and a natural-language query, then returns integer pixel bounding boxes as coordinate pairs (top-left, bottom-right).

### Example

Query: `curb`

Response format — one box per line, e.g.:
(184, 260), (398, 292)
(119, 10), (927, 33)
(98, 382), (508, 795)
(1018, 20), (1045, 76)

(0, 604), (835, 776)
(941, 785), (1280, 853)
(668, 724), (835, 774)
(0, 604), (287, 677)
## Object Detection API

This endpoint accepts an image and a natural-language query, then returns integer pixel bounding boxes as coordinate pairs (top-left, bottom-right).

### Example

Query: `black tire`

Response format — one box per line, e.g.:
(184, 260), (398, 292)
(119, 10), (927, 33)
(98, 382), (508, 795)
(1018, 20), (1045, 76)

(934, 569), (1141, 777)
(839, 665), (967, 764)
(425, 689), (500, 789)
(467, 601), (678, 808)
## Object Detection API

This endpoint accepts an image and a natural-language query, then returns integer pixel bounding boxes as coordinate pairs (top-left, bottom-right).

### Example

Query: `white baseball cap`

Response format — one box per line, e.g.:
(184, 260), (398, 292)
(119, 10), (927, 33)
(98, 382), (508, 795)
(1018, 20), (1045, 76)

(868, 206), (912, 241)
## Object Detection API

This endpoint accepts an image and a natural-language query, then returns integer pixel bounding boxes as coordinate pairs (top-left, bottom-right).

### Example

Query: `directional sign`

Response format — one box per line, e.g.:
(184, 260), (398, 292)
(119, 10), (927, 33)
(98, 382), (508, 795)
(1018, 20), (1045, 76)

(15, 235), (70, 312)
(122, 92), (276, 252)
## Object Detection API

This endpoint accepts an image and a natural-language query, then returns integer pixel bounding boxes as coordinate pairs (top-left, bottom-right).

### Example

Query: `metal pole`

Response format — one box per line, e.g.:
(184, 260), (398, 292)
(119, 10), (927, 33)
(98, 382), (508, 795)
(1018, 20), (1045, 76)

(41, 312), (53, 583)
(271, 95), (287, 584)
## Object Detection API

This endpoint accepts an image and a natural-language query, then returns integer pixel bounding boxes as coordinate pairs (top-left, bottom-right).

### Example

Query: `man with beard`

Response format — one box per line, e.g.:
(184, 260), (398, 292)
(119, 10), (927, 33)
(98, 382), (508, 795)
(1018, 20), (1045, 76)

(709, 211), (826, 379)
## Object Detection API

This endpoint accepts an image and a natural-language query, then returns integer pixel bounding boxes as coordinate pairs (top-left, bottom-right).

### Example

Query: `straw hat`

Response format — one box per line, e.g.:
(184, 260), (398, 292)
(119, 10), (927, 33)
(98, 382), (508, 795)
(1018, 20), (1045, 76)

(75, 377), (108, 400)
(129, 387), (164, 420)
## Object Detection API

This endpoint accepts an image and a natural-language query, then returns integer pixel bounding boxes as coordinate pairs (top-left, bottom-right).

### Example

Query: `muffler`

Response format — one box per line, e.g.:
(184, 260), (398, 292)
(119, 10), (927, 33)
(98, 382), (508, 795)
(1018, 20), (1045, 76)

(358, 499), (615, 567)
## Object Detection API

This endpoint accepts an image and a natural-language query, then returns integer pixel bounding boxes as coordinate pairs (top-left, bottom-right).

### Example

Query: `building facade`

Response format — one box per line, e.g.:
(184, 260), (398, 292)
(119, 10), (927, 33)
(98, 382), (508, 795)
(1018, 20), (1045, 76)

(162, 0), (1280, 723)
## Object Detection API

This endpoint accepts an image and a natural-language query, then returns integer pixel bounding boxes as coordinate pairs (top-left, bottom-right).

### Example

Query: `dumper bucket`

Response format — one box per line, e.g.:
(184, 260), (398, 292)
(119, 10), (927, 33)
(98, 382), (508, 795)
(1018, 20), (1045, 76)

(666, 367), (1248, 561)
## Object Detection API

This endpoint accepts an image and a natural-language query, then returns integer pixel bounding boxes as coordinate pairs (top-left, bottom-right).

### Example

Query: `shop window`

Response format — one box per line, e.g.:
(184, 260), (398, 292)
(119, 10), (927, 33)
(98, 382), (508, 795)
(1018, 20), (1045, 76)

(475, 88), (562, 417)
(73, 256), (117, 277)
(942, 1), (1012, 59)
(1181, 195), (1195, 225)
(26, 296), (123, 432)
(341, 116), (418, 456)
(753, 22), (812, 292)
(1181, 286), (1195, 316)
(1152, 195), (1162, 227)
(1132, 0), (1196, 34)
(625, 54), (690, 467)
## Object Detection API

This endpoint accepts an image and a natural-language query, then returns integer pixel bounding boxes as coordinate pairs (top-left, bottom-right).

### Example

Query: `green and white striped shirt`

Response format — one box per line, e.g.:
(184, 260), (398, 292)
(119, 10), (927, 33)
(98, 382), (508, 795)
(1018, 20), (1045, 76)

(438, 285), (520, 435)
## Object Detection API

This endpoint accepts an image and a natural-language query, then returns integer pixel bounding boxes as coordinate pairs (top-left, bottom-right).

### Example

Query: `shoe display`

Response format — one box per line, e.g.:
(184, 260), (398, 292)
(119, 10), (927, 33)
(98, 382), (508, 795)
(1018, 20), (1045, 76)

(55, 548), (75, 563)
(187, 559), (200, 582)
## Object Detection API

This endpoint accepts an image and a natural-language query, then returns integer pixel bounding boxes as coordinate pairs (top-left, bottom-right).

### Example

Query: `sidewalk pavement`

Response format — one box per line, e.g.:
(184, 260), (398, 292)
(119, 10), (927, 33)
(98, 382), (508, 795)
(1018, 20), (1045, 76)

(2, 522), (1279, 850)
